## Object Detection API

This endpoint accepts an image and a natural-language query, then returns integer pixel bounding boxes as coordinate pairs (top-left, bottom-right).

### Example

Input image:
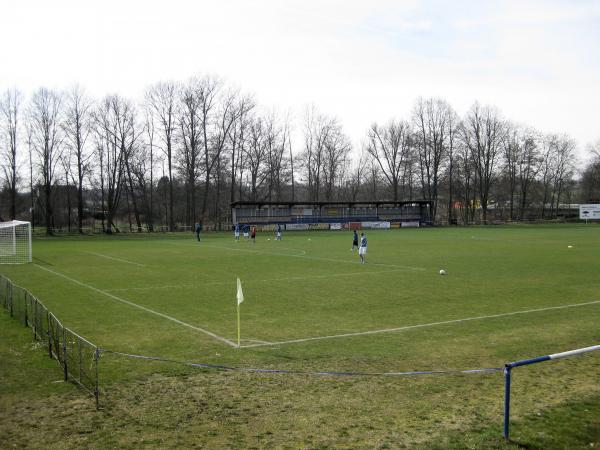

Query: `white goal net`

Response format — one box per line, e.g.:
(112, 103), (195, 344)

(0, 221), (32, 264)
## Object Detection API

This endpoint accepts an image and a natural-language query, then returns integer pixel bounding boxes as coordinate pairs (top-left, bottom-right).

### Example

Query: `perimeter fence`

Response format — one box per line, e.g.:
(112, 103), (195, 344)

(0, 274), (99, 408)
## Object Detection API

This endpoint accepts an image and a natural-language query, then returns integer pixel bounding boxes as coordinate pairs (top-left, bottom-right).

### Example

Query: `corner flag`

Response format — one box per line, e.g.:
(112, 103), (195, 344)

(237, 277), (244, 305)
(237, 277), (244, 347)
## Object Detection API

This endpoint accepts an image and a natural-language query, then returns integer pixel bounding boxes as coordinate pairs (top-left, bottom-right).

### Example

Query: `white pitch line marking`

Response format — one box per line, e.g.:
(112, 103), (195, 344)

(200, 243), (425, 271)
(85, 251), (146, 268)
(105, 268), (407, 293)
(34, 264), (237, 348)
(236, 338), (274, 345)
(240, 299), (600, 348)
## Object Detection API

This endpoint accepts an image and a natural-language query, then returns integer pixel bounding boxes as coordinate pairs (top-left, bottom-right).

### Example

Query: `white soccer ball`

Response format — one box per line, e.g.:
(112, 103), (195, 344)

(439, 269), (447, 275)
(567, 245), (573, 248)
(308, 238), (311, 241)
(267, 238), (270, 241)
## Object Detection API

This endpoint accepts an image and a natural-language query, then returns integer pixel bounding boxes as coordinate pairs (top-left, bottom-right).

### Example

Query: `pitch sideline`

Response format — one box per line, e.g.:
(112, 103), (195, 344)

(240, 299), (600, 348)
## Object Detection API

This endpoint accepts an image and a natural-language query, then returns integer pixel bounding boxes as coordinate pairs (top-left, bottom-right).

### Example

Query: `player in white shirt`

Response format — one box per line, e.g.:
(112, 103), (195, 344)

(358, 233), (367, 264)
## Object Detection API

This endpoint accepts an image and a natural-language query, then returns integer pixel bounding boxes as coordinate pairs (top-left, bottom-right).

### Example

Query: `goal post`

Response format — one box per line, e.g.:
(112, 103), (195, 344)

(0, 221), (32, 264)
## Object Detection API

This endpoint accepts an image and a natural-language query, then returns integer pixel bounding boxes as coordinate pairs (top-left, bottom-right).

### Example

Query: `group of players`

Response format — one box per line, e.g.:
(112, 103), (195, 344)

(230, 224), (368, 263)
(233, 223), (282, 244)
(196, 222), (368, 262)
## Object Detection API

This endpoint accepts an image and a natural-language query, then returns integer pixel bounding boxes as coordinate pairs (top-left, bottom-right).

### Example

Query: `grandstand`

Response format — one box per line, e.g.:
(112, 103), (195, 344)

(231, 200), (432, 230)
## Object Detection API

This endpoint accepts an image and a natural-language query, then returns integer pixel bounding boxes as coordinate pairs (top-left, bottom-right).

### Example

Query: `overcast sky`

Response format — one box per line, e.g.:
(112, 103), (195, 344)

(1, 0), (599, 158)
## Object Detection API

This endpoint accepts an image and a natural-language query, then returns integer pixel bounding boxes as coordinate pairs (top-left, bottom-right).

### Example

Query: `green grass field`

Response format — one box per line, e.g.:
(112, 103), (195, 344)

(1, 224), (600, 448)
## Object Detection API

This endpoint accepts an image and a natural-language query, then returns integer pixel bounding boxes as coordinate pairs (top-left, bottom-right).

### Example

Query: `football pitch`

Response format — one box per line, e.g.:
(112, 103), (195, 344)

(3, 224), (600, 365)
(1, 224), (600, 447)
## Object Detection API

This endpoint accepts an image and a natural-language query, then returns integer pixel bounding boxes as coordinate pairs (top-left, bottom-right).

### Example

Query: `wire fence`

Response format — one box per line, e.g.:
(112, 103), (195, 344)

(0, 274), (99, 408)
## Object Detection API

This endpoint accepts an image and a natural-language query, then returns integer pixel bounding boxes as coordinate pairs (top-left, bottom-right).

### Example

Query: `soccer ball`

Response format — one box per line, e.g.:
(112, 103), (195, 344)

(439, 269), (447, 275)
(567, 245), (573, 248)
(268, 238), (271, 241)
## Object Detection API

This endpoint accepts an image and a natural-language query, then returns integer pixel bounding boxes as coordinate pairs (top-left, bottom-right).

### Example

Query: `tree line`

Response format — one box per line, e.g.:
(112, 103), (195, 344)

(0, 77), (599, 234)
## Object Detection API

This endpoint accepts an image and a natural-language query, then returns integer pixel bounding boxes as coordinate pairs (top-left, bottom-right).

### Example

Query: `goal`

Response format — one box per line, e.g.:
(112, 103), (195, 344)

(0, 221), (32, 264)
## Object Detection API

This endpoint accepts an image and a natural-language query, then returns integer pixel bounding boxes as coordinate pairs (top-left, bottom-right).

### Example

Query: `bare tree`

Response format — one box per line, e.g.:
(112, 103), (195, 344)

(517, 129), (539, 219)
(245, 115), (268, 201)
(178, 78), (204, 225)
(455, 136), (476, 224)
(264, 111), (297, 202)
(227, 95), (254, 208)
(502, 123), (522, 220)
(288, 130), (295, 202)
(59, 149), (74, 231)
(63, 85), (93, 232)
(347, 147), (369, 201)
(366, 119), (411, 202)
(445, 108), (460, 224)
(302, 106), (330, 201)
(198, 78), (240, 222)
(144, 111), (156, 230)
(29, 88), (63, 234)
(462, 103), (505, 223)
(93, 95), (137, 233)
(0, 88), (22, 219)
(146, 81), (178, 230)
(581, 140), (600, 202)
(413, 97), (452, 222)
(322, 121), (351, 200)
(538, 135), (556, 219)
(550, 134), (576, 217)
(25, 123), (35, 228)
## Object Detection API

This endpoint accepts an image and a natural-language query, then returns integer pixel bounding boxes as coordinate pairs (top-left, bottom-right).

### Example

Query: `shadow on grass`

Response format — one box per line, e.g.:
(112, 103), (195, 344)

(32, 257), (53, 266)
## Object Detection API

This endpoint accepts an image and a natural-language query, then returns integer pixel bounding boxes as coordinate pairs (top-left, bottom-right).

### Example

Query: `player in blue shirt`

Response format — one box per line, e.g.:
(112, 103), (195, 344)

(234, 223), (240, 240)
(352, 230), (359, 251)
(276, 224), (282, 240)
(358, 232), (367, 264)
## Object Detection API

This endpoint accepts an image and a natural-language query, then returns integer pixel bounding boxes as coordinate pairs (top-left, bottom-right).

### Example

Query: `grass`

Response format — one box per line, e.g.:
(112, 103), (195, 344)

(1, 224), (599, 448)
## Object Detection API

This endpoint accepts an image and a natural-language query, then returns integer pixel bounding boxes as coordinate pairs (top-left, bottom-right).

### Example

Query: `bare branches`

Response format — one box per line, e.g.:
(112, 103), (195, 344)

(146, 81), (179, 231)
(63, 85), (93, 232)
(366, 119), (411, 202)
(0, 88), (22, 219)
(28, 88), (63, 234)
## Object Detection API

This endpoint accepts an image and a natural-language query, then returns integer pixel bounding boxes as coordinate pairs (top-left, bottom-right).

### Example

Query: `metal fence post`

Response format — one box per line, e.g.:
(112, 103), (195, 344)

(503, 365), (512, 440)
(24, 293), (28, 327)
(78, 338), (83, 384)
(94, 348), (100, 410)
(47, 312), (52, 358)
(8, 284), (13, 317)
(63, 329), (68, 382)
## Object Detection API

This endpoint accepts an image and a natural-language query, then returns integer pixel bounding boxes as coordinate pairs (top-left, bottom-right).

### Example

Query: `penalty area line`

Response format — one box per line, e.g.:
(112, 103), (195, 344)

(33, 264), (237, 348)
(240, 299), (600, 348)
(105, 267), (408, 293)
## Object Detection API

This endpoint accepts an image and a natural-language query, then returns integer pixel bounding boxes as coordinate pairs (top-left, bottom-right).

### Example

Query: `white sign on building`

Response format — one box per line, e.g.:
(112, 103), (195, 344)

(579, 204), (600, 220)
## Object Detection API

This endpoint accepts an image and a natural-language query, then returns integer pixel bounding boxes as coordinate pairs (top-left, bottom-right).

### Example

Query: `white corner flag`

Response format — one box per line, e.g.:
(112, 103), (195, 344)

(237, 277), (244, 305)
(237, 277), (244, 347)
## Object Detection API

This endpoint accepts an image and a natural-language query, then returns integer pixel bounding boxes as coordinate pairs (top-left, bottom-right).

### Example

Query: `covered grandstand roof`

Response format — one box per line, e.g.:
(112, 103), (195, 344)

(231, 200), (432, 208)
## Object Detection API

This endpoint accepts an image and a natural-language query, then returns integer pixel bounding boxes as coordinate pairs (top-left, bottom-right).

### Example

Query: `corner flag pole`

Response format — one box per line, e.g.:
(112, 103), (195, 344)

(236, 277), (244, 348)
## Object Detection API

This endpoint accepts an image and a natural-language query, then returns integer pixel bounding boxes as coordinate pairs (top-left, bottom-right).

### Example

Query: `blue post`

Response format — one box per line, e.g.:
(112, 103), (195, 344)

(503, 365), (511, 440)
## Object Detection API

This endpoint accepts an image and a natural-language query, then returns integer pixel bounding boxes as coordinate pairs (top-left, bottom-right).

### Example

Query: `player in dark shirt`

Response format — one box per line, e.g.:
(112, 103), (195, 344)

(352, 229), (359, 251)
